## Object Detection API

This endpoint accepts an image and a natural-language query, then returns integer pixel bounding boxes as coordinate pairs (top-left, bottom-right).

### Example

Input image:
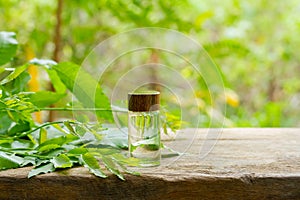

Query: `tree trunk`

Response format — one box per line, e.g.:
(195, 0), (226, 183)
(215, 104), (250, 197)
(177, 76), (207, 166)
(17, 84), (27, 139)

(49, 0), (63, 121)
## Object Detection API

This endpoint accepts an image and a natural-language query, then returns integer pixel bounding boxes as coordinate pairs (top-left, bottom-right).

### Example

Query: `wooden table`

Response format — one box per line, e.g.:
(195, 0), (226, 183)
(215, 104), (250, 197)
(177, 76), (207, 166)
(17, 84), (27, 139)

(1, 128), (300, 199)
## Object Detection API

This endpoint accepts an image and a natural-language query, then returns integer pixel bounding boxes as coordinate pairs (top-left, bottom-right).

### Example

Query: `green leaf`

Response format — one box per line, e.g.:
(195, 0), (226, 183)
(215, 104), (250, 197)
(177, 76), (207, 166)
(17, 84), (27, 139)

(38, 136), (66, 147)
(0, 101), (6, 109)
(63, 121), (76, 134)
(21, 156), (36, 167)
(37, 136), (66, 152)
(68, 147), (88, 155)
(0, 152), (24, 170)
(88, 146), (121, 155)
(8, 121), (31, 136)
(134, 135), (159, 146)
(53, 62), (113, 121)
(75, 124), (86, 136)
(51, 154), (72, 168)
(2, 71), (31, 94)
(46, 69), (66, 94)
(0, 65), (28, 85)
(39, 148), (65, 157)
(0, 113), (13, 135)
(39, 128), (47, 144)
(51, 124), (68, 135)
(28, 163), (55, 178)
(38, 144), (62, 153)
(112, 153), (140, 167)
(101, 128), (128, 149)
(113, 156), (140, 175)
(80, 153), (107, 178)
(0, 67), (5, 74)
(102, 156), (124, 180)
(37, 134), (78, 152)
(28, 91), (66, 107)
(36, 159), (50, 167)
(0, 32), (18, 66)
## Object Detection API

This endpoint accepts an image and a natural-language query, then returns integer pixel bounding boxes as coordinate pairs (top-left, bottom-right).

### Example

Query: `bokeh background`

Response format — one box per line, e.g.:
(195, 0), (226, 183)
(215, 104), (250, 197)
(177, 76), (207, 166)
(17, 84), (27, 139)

(1, 0), (300, 127)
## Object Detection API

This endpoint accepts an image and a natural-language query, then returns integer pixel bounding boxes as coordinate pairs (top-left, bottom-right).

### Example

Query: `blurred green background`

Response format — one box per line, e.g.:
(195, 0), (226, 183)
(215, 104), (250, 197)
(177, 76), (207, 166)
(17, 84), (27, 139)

(1, 0), (300, 127)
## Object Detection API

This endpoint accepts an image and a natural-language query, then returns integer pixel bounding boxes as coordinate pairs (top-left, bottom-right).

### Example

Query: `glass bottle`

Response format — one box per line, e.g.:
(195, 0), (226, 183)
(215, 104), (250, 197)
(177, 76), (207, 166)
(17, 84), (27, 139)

(128, 91), (160, 167)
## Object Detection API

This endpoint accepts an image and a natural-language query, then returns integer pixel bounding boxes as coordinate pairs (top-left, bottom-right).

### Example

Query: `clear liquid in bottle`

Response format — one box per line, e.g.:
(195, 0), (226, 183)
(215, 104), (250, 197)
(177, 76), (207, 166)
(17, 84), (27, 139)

(128, 91), (160, 167)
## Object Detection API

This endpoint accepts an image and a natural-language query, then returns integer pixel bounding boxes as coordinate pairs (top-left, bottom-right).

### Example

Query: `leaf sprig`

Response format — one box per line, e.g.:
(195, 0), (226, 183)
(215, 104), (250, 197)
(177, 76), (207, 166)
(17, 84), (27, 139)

(0, 120), (139, 179)
(0, 32), (139, 180)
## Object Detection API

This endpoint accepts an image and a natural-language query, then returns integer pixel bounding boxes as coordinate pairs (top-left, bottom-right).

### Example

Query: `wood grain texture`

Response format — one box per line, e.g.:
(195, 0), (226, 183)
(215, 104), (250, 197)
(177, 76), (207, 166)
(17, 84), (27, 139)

(1, 128), (300, 200)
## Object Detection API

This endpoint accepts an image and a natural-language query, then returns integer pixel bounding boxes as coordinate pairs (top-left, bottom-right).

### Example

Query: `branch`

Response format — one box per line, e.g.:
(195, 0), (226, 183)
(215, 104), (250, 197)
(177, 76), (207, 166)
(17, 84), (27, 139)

(49, 0), (64, 122)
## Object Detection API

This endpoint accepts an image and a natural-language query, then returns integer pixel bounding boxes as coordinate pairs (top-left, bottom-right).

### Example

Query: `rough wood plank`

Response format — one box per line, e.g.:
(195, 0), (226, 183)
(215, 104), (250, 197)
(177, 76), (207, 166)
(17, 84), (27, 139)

(0, 128), (300, 200)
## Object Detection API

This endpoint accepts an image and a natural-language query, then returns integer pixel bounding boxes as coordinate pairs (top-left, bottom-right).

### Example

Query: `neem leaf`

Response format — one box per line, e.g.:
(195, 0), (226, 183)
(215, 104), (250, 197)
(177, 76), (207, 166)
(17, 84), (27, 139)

(0, 101), (6, 109)
(0, 65), (28, 85)
(75, 124), (86, 136)
(37, 134), (78, 153)
(88, 147), (121, 156)
(80, 153), (107, 178)
(28, 91), (66, 107)
(51, 154), (72, 168)
(51, 124), (68, 135)
(0, 157), (19, 169)
(112, 153), (140, 167)
(37, 136), (66, 147)
(0, 152), (24, 170)
(20, 156), (36, 167)
(133, 136), (159, 146)
(114, 159), (140, 176)
(38, 144), (62, 153)
(28, 58), (66, 95)
(39, 128), (47, 144)
(8, 121), (31, 136)
(39, 148), (65, 157)
(0, 32), (18, 66)
(36, 159), (50, 167)
(28, 163), (55, 178)
(63, 121), (75, 134)
(4, 71), (31, 94)
(37, 136), (66, 152)
(46, 69), (66, 94)
(53, 62), (113, 121)
(0, 113), (13, 135)
(68, 147), (88, 155)
(101, 128), (128, 149)
(102, 156), (124, 180)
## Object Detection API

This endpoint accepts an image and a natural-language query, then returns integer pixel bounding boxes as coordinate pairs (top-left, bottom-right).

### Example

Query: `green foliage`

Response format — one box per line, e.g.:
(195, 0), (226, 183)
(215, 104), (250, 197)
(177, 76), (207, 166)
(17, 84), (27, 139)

(53, 62), (113, 121)
(28, 91), (66, 107)
(28, 163), (55, 178)
(0, 65), (28, 85)
(0, 93), (36, 132)
(80, 153), (107, 178)
(1, 1), (300, 127)
(0, 152), (23, 170)
(0, 31), (140, 180)
(203, 40), (249, 58)
(0, 32), (18, 66)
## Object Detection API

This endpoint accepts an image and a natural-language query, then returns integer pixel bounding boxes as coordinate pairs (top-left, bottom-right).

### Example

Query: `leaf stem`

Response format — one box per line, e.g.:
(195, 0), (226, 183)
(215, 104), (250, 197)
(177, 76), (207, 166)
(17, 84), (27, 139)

(16, 121), (75, 138)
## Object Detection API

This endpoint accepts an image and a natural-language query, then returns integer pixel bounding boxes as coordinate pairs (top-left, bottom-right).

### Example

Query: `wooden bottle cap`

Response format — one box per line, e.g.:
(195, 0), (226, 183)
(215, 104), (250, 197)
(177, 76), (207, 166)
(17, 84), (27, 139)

(128, 91), (160, 112)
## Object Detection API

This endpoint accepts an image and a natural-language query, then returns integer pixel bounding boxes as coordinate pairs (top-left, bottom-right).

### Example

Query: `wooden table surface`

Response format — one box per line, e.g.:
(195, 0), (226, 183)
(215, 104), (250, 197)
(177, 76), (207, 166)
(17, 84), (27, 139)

(1, 128), (300, 200)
